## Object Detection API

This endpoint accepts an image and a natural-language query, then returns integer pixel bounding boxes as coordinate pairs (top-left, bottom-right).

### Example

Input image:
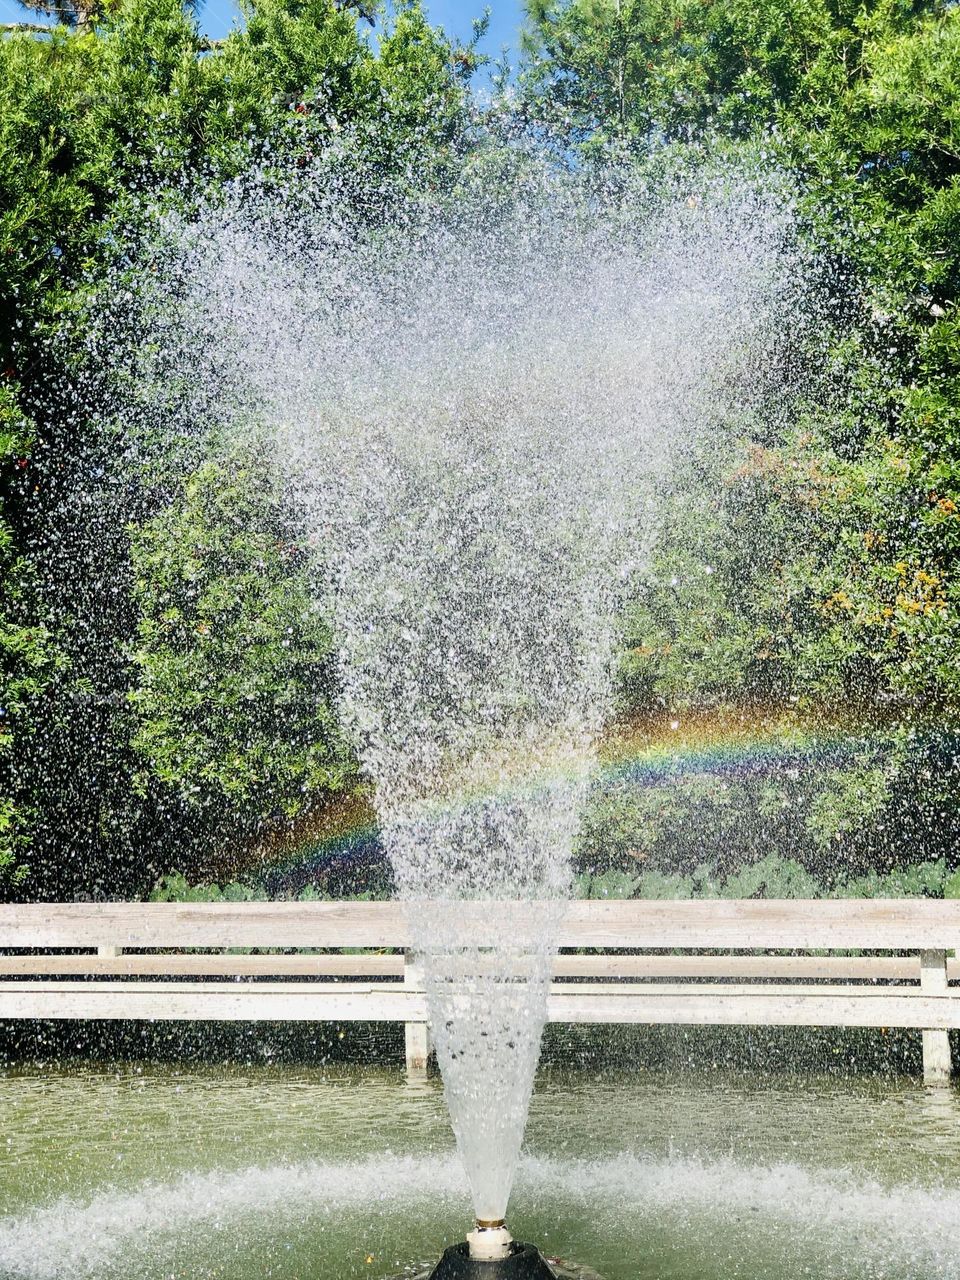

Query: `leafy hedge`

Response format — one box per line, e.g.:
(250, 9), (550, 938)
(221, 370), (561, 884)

(151, 853), (956, 904)
(576, 855), (955, 902)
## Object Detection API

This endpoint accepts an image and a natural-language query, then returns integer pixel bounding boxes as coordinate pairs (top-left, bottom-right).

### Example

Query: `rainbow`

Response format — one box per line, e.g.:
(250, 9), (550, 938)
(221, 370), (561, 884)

(213, 709), (942, 893)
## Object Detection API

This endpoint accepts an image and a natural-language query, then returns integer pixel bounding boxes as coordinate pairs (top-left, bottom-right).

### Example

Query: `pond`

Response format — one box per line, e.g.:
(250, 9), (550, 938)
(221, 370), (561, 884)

(1, 1051), (959, 1280)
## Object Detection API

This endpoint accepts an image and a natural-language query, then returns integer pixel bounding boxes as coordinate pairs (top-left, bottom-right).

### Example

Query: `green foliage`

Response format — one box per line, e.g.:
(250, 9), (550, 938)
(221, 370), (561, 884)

(2, 0), (959, 901)
(521, 0), (911, 150)
(576, 719), (959, 893)
(0, 388), (66, 895)
(149, 870), (262, 902)
(0, 0), (470, 897)
(521, 0), (960, 876)
(130, 458), (355, 816)
(148, 869), (387, 902)
(0, 799), (31, 893)
(575, 855), (947, 900)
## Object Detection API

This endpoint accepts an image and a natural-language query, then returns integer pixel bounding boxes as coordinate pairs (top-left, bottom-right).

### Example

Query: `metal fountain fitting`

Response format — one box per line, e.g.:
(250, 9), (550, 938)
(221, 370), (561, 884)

(396, 1253), (601, 1280)
(427, 1240), (559, 1279)
(467, 1223), (513, 1261)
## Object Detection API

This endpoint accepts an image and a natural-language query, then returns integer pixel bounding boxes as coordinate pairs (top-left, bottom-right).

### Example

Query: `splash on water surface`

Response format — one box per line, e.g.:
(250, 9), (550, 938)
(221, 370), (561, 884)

(3, 1151), (960, 1280)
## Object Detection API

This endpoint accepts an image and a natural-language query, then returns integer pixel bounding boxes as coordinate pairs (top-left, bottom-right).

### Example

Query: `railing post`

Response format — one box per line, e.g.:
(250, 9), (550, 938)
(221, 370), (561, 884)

(920, 949), (951, 1085)
(403, 950), (430, 1077)
(97, 945), (121, 958)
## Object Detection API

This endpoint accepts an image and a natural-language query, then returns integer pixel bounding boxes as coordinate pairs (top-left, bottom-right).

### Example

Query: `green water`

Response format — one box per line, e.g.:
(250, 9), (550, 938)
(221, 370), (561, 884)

(1, 1055), (959, 1280)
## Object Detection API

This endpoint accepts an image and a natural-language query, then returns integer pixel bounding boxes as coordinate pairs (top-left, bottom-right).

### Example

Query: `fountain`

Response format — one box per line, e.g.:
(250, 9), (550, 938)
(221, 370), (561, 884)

(428, 1237), (557, 1279)
(85, 156), (810, 1274)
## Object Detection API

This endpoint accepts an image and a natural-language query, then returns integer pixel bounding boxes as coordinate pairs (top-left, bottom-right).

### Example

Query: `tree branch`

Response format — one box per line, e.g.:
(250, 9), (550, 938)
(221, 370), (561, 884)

(2, 22), (228, 45)
(1, 21), (55, 33)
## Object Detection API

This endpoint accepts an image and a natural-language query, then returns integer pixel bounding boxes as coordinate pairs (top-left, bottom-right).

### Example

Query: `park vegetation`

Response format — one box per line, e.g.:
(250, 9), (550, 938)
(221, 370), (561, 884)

(0, 0), (958, 900)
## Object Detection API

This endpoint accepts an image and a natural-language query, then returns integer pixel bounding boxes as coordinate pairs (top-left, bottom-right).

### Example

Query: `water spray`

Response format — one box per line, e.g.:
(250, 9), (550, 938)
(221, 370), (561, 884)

(119, 160), (810, 1280)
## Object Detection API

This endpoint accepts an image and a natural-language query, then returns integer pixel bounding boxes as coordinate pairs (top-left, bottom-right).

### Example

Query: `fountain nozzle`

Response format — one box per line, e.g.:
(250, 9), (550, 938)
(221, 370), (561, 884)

(428, 1231), (558, 1278)
(467, 1221), (512, 1261)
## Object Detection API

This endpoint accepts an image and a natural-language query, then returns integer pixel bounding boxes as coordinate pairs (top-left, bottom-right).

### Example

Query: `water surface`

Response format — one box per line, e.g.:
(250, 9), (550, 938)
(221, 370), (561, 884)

(1, 1058), (958, 1280)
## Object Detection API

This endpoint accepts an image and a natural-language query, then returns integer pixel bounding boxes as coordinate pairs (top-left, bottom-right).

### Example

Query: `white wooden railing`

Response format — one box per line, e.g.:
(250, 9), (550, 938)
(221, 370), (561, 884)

(0, 900), (956, 1081)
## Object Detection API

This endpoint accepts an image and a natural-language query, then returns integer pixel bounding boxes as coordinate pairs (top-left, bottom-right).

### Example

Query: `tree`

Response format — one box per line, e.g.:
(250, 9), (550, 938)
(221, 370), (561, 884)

(130, 459), (356, 826)
(0, 0), (471, 898)
(520, 0), (960, 881)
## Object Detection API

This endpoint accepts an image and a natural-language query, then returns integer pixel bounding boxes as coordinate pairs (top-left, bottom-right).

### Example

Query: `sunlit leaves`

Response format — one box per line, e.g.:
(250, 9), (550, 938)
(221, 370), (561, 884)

(130, 457), (356, 814)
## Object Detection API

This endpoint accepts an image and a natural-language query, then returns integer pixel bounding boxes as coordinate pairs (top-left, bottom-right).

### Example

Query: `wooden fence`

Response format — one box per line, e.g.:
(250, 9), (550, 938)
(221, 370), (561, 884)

(0, 899), (956, 1082)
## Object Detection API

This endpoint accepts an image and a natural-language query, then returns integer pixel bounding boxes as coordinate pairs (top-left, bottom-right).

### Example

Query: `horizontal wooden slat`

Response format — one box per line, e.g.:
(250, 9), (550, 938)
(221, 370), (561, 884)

(0, 954), (405, 977)
(1, 981), (956, 1030)
(0, 981), (424, 1022)
(0, 903), (409, 949)
(557, 899), (960, 950)
(552, 955), (928, 980)
(546, 989), (960, 1030)
(0, 898), (958, 952)
(0, 954), (929, 981)
(550, 981), (934, 999)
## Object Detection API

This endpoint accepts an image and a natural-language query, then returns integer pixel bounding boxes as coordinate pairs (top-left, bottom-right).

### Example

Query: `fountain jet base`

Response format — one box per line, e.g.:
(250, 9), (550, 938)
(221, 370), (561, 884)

(428, 1242), (557, 1279)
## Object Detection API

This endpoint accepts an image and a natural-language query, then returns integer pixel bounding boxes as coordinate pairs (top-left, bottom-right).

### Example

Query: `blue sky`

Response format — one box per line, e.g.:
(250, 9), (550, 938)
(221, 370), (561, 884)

(0, 0), (528, 65)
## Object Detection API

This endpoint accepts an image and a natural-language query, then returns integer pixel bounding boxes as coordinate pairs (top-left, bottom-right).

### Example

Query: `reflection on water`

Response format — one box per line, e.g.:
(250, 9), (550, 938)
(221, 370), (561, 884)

(1, 1061), (959, 1280)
